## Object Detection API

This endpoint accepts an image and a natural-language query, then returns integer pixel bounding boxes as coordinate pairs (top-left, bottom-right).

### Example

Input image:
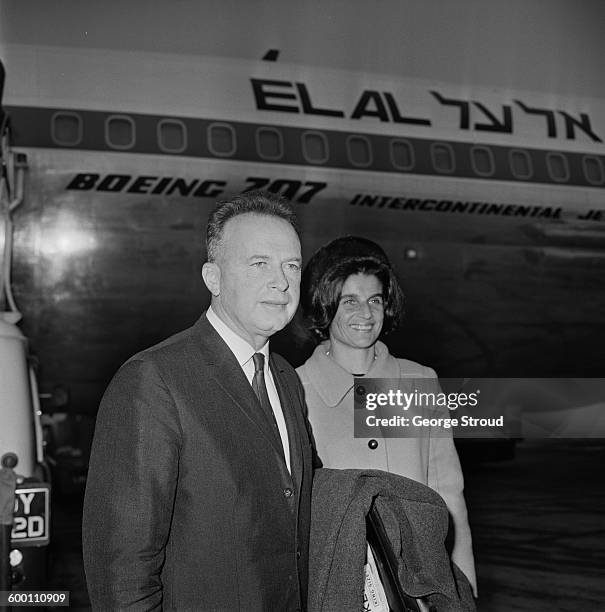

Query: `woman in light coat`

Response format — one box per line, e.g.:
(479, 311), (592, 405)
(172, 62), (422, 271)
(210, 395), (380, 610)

(296, 236), (477, 595)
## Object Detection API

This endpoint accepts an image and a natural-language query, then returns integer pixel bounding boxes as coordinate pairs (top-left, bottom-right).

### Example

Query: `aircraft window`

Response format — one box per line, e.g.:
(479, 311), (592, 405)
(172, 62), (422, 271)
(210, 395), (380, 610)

(471, 146), (495, 177)
(582, 155), (605, 185)
(509, 149), (533, 179)
(51, 112), (82, 146)
(347, 135), (372, 167)
(158, 119), (187, 153)
(256, 127), (283, 160)
(431, 143), (455, 174)
(546, 152), (570, 182)
(106, 115), (136, 150)
(302, 131), (329, 164)
(208, 123), (237, 157)
(390, 139), (415, 170)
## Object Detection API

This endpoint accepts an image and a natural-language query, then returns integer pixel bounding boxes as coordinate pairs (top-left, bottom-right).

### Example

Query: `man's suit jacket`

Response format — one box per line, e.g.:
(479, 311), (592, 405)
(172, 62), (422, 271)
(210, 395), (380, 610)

(82, 315), (313, 611)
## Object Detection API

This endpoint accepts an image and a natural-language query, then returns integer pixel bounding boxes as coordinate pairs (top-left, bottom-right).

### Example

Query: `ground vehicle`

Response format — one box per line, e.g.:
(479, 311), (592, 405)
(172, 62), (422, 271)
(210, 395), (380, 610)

(1, 106), (49, 591)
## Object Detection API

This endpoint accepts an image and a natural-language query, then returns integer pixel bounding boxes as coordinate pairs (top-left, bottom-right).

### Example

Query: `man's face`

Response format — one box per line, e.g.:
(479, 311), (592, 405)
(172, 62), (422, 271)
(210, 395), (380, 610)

(205, 213), (302, 349)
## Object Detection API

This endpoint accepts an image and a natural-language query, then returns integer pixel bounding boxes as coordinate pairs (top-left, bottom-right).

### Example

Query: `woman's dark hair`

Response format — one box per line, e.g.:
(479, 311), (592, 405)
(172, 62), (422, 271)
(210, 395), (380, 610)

(301, 236), (405, 341)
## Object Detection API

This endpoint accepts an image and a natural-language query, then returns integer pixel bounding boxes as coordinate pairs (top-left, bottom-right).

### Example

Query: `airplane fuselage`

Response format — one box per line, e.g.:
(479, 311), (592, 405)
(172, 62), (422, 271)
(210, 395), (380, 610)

(1, 43), (604, 416)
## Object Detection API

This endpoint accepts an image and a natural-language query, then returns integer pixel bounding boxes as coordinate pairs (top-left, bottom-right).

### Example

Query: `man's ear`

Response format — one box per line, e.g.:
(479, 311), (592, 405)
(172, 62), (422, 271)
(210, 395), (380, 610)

(202, 262), (221, 296)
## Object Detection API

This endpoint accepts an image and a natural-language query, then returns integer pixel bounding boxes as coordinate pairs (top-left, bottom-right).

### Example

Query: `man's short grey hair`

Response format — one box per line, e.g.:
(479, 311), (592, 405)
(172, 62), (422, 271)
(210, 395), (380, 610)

(206, 190), (299, 262)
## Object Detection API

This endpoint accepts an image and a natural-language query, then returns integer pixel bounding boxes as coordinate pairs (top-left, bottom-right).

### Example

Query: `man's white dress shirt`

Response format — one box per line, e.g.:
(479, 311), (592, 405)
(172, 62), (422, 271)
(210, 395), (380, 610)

(206, 306), (291, 472)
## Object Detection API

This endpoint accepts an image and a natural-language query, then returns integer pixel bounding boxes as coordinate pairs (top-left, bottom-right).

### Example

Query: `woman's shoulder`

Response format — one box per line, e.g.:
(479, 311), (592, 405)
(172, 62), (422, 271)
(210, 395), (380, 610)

(395, 356), (438, 379)
(295, 360), (310, 383)
(295, 345), (323, 384)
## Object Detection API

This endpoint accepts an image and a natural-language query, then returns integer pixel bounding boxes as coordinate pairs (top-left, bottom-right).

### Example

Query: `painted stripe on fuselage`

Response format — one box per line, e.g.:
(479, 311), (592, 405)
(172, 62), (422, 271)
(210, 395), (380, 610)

(6, 105), (605, 188)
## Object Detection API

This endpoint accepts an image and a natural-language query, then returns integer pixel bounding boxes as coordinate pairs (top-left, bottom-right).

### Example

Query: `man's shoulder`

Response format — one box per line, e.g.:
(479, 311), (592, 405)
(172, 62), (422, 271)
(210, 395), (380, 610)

(272, 352), (307, 394)
(134, 323), (200, 358)
(271, 351), (297, 376)
(99, 316), (223, 404)
(120, 315), (216, 374)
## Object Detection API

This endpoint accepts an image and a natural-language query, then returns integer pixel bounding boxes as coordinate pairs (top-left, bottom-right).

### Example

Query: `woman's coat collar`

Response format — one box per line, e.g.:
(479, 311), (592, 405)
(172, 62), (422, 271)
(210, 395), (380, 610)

(305, 340), (400, 407)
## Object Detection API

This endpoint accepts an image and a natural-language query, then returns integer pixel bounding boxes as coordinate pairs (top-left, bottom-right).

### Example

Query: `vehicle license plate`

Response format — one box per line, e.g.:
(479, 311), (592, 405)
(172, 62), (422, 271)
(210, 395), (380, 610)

(10, 485), (50, 546)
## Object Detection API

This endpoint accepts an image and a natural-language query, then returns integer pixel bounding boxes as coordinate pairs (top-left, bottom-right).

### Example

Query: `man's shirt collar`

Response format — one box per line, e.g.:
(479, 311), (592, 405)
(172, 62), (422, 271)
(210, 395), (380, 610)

(206, 305), (269, 368)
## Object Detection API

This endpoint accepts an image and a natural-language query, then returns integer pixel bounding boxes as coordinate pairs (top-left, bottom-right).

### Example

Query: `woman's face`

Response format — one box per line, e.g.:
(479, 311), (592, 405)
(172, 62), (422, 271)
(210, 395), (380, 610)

(329, 273), (385, 350)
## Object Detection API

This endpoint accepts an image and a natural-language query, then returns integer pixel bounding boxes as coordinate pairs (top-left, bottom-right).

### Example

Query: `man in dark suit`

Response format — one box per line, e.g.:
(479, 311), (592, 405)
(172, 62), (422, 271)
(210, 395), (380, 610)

(83, 191), (314, 611)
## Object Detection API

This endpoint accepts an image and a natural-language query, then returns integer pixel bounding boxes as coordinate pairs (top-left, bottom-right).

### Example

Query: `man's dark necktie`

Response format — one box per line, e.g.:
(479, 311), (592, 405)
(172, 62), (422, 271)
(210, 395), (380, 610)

(252, 353), (282, 440)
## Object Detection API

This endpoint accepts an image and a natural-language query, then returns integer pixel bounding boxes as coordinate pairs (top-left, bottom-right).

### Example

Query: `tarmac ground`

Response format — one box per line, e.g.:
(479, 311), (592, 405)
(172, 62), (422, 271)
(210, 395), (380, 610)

(41, 439), (605, 611)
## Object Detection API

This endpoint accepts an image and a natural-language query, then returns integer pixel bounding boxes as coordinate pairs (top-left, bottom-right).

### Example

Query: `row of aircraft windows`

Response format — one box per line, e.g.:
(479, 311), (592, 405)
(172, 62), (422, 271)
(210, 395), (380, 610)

(51, 111), (605, 186)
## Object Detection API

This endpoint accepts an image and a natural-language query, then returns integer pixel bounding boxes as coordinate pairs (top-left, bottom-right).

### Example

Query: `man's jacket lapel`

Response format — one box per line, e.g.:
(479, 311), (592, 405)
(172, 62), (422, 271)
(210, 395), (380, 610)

(271, 355), (304, 489)
(193, 315), (286, 460)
